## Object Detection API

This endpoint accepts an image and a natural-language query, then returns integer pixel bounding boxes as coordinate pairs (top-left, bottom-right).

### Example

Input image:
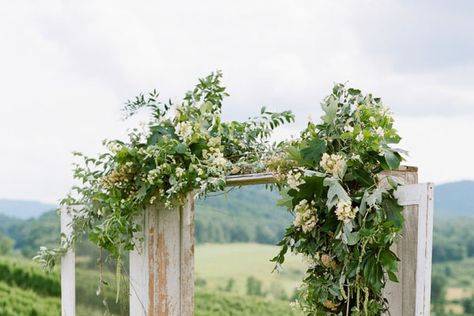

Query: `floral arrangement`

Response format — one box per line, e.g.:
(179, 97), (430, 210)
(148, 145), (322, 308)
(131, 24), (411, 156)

(35, 71), (293, 270)
(268, 84), (405, 315)
(35, 73), (405, 315)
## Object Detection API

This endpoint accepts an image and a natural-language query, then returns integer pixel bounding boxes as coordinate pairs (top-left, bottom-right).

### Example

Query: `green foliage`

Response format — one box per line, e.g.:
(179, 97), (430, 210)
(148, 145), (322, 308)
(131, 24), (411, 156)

(36, 71), (294, 271)
(0, 234), (14, 255)
(6, 212), (59, 258)
(0, 256), (128, 315)
(431, 272), (447, 303)
(0, 256), (60, 297)
(432, 217), (474, 263)
(246, 276), (264, 297)
(269, 84), (405, 315)
(462, 296), (474, 314)
(223, 278), (236, 292)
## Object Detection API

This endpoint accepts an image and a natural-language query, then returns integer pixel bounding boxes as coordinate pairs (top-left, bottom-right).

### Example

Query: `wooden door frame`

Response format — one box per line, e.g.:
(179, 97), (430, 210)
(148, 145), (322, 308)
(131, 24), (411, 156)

(60, 167), (434, 316)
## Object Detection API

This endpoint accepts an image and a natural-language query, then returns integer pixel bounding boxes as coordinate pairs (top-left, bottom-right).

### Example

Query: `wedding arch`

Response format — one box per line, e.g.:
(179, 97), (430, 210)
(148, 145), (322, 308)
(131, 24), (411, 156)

(37, 72), (434, 315)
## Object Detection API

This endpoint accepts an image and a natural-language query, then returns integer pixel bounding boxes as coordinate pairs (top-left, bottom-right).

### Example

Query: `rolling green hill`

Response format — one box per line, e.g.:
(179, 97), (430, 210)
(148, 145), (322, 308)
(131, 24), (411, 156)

(195, 185), (291, 244)
(0, 199), (55, 219)
(435, 181), (474, 217)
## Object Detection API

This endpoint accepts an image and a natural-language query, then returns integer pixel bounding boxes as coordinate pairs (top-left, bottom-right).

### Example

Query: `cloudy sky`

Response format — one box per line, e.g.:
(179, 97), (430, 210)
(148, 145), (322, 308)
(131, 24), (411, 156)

(1, 0), (473, 203)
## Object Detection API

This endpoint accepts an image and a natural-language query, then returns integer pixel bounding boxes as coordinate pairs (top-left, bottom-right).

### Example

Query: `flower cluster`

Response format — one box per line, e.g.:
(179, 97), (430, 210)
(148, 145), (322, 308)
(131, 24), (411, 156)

(286, 169), (305, 190)
(320, 153), (346, 178)
(175, 121), (194, 142)
(293, 199), (318, 233)
(335, 200), (358, 222)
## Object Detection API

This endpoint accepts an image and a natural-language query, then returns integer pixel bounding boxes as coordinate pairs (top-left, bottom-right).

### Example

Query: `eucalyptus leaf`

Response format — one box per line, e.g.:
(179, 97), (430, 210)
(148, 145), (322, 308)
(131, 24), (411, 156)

(324, 177), (350, 209)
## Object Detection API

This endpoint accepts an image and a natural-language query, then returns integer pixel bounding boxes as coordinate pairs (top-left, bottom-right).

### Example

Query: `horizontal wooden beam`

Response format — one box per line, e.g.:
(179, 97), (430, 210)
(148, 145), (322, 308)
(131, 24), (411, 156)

(225, 172), (276, 186)
(225, 166), (417, 187)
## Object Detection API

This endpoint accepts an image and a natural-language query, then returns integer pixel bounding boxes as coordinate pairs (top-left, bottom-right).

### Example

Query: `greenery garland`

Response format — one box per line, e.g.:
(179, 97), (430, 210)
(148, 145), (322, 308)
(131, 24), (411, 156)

(268, 84), (405, 315)
(35, 72), (406, 315)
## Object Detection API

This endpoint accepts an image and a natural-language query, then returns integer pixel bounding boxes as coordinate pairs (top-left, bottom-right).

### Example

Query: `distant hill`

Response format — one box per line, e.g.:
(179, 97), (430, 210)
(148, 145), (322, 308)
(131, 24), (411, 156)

(0, 180), (472, 254)
(435, 181), (474, 218)
(0, 199), (56, 219)
(195, 185), (292, 244)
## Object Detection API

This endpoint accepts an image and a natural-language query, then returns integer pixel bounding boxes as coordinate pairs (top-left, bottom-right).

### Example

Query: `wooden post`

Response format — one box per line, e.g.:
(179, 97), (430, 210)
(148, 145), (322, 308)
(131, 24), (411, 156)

(129, 196), (195, 316)
(382, 167), (434, 316)
(61, 207), (75, 316)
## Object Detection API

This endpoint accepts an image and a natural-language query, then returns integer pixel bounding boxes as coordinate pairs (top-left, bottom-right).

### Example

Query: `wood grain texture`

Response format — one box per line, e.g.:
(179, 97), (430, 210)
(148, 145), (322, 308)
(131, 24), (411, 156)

(180, 197), (195, 316)
(60, 207), (75, 316)
(129, 211), (148, 316)
(129, 194), (194, 316)
(384, 169), (418, 316)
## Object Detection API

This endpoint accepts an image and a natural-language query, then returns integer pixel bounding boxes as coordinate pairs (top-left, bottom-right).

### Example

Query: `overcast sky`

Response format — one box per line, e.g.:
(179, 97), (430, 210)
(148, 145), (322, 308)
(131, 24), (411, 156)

(1, 0), (473, 203)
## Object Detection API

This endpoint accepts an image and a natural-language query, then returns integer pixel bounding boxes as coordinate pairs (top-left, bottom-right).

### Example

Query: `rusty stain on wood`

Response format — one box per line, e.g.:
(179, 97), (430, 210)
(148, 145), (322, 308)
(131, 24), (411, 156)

(157, 230), (169, 315)
(180, 196), (195, 315)
(147, 226), (155, 316)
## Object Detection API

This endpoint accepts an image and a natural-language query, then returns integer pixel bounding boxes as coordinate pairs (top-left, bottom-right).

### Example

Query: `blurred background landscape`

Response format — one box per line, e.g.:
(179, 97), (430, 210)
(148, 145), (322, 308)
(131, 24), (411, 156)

(0, 182), (473, 315)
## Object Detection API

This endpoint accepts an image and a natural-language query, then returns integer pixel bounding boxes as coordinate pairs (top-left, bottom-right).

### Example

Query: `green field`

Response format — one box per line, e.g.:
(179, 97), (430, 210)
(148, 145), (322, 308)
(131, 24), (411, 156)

(196, 243), (304, 298)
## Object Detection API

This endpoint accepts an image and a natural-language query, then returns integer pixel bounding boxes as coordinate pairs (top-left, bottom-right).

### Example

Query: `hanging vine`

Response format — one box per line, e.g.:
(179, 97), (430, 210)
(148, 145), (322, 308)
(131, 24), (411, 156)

(35, 72), (405, 315)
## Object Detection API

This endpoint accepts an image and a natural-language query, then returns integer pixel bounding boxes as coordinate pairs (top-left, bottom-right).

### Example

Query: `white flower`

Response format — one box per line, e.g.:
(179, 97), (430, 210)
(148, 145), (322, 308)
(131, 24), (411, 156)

(175, 167), (185, 178)
(356, 132), (364, 142)
(344, 125), (354, 133)
(147, 169), (160, 183)
(107, 142), (122, 153)
(208, 137), (221, 148)
(210, 150), (228, 168)
(335, 201), (358, 222)
(175, 121), (194, 141)
(293, 199), (318, 233)
(380, 105), (391, 116)
(197, 167), (205, 176)
(287, 170), (305, 190)
(320, 153), (346, 178)
(375, 127), (385, 137)
(351, 154), (361, 161)
(369, 116), (376, 123)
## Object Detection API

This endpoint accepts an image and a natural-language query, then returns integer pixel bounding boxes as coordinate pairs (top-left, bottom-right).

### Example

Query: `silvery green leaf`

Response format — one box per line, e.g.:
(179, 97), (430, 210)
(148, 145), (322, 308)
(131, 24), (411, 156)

(359, 190), (369, 215)
(303, 169), (326, 178)
(366, 187), (387, 207)
(321, 95), (338, 124)
(391, 147), (409, 156)
(323, 177), (350, 209)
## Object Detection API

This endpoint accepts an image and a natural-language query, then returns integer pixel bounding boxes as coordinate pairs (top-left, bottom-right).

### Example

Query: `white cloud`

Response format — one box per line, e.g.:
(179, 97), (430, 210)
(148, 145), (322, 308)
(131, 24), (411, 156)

(0, 0), (473, 203)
